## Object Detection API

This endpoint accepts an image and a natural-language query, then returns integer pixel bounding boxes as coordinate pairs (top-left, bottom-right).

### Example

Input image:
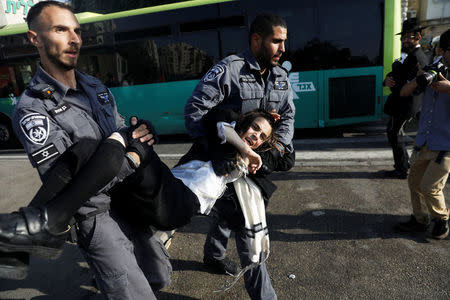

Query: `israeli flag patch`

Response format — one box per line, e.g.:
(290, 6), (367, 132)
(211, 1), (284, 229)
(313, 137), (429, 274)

(203, 65), (224, 83)
(31, 143), (60, 165)
(20, 113), (50, 145)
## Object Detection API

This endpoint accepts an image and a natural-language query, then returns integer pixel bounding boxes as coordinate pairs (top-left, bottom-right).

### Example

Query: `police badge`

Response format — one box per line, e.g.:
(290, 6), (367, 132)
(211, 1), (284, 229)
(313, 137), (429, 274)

(20, 113), (50, 145)
(97, 92), (110, 105)
(202, 65), (224, 83)
(274, 81), (288, 90)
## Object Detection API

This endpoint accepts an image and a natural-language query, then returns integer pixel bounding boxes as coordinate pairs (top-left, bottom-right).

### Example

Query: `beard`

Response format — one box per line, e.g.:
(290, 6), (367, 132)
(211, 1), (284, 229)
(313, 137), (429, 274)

(401, 42), (415, 54)
(44, 43), (78, 71)
(255, 45), (278, 70)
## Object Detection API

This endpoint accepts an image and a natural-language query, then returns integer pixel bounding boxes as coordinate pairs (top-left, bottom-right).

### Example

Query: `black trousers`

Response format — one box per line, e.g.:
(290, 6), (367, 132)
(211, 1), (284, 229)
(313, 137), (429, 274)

(386, 115), (410, 174)
(110, 151), (200, 230)
(30, 138), (199, 231)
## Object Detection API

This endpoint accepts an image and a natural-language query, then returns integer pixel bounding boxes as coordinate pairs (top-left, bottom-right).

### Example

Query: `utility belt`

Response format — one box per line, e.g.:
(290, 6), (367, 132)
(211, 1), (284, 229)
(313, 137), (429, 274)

(67, 205), (110, 243)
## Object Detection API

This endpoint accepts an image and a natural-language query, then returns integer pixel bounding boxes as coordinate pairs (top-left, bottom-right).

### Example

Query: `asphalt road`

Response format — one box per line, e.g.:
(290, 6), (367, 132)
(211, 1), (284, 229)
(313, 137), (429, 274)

(0, 121), (449, 299)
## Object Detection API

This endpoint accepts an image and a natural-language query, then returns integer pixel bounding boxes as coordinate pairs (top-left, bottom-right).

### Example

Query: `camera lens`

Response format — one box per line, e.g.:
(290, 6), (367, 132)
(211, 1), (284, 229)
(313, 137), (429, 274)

(416, 70), (438, 88)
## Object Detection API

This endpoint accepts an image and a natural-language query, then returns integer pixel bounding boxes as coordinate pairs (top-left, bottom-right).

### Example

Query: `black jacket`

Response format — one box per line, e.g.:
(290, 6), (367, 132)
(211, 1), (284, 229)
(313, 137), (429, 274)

(384, 47), (430, 118)
(177, 107), (295, 229)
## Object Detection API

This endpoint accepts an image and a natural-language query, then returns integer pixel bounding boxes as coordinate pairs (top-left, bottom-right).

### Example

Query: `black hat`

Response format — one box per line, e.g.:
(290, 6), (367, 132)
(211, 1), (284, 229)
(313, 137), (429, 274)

(396, 18), (427, 35)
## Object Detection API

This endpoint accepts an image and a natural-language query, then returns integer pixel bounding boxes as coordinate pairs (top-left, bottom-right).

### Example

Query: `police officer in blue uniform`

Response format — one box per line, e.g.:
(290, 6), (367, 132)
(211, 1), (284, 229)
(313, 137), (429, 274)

(184, 14), (295, 300)
(0, 2), (170, 299)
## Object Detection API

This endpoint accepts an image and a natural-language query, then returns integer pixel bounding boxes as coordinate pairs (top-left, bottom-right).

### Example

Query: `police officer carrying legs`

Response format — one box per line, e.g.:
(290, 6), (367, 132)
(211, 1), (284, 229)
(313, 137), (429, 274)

(184, 13), (295, 300)
(0, 2), (171, 298)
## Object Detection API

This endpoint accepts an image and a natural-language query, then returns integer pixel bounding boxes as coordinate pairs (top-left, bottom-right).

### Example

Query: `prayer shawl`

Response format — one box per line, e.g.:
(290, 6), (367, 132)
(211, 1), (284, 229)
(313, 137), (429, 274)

(215, 176), (270, 292)
(171, 158), (247, 215)
(233, 176), (270, 263)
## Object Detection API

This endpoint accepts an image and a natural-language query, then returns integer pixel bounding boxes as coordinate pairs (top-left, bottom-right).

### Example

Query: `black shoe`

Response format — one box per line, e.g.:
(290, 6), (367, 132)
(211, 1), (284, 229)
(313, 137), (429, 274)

(395, 215), (428, 233)
(0, 251), (29, 280)
(431, 219), (449, 240)
(203, 256), (239, 276)
(384, 169), (408, 179)
(0, 207), (68, 259)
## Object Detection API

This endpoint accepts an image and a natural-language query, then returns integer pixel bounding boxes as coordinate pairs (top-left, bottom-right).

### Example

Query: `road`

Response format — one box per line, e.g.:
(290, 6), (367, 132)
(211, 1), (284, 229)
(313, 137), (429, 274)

(0, 121), (449, 299)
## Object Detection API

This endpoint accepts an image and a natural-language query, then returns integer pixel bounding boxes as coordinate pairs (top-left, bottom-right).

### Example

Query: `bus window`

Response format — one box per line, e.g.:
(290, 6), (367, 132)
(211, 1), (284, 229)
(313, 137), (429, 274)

(72, 0), (188, 14)
(220, 27), (249, 58)
(177, 30), (219, 78)
(242, 0), (384, 71)
(18, 65), (32, 87)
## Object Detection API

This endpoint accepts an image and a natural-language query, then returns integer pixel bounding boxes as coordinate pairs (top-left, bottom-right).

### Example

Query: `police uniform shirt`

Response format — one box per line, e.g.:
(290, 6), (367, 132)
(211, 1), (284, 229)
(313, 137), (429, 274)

(185, 49), (295, 152)
(12, 65), (130, 213)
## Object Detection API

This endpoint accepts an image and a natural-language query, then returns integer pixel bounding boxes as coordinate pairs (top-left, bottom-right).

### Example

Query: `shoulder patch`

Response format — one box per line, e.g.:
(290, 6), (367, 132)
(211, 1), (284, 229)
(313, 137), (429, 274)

(97, 92), (111, 105)
(19, 113), (50, 145)
(31, 143), (60, 165)
(274, 81), (288, 90)
(202, 65), (224, 83)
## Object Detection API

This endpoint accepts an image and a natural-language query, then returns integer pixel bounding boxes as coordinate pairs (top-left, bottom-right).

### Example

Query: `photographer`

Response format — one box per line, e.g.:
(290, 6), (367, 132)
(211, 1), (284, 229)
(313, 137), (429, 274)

(396, 29), (450, 240)
(382, 18), (430, 179)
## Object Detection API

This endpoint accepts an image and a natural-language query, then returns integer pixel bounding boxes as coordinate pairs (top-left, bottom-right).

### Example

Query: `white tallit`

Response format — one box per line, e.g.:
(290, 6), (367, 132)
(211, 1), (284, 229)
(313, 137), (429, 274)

(215, 176), (270, 293)
(233, 176), (270, 263)
(171, 159), (247, 215)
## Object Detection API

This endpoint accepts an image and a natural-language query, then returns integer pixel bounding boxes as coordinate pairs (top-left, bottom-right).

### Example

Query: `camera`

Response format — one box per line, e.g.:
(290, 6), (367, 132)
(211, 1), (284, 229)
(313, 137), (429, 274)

(416, 61), (448, 88)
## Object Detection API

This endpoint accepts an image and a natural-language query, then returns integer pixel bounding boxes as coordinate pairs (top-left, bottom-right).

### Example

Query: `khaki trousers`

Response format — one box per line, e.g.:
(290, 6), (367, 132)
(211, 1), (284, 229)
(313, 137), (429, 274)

(408, 146), (450, 224)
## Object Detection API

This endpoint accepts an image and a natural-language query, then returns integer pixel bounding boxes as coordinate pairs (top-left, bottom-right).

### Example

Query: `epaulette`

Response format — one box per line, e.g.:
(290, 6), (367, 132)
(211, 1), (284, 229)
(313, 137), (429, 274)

(225, 53), (245, 65)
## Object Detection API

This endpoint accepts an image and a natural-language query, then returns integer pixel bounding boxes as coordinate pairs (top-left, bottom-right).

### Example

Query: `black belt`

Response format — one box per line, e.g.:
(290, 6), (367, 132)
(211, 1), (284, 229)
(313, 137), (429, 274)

(67, 206), (110, 243)
(73, 206), (110, 223)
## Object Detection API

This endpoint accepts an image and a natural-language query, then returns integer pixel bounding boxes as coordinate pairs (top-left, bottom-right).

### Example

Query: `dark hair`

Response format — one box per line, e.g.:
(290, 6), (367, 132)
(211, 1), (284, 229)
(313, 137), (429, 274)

(129, 115), (138, 124)
(235, 109), (278, 149)
(248, 13), (287, 46)
(26, 1), (74, 31)
(440, 29), (450, 51)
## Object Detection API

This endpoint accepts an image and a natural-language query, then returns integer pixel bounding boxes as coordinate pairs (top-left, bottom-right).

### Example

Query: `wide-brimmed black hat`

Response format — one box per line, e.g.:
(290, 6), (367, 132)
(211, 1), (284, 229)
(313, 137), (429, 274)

(396, 18), (427, 35)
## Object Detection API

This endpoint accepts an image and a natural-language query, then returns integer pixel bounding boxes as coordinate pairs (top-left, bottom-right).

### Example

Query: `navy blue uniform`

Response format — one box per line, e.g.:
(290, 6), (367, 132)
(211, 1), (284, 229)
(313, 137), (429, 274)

(13, 66), (171, 300)
(185, 49), (295, 152)
(185, 49), (295, 300)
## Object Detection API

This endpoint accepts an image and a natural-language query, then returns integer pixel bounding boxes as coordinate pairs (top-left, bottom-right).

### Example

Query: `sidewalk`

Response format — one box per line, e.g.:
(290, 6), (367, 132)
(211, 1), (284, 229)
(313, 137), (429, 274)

(291, 118), (417, 166)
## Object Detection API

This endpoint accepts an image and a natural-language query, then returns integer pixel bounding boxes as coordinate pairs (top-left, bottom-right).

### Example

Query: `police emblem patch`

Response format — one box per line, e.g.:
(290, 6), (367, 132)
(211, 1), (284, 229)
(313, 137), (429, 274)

(97, 92), (110, 104)
(20, 113), (50, 145)
(274, 81), (288, 90)
(203, 65), (224, 83)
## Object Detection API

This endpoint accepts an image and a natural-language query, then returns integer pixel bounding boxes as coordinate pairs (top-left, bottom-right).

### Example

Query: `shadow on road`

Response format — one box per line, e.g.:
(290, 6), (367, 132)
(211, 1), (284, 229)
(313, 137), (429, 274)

(270, 170), (410, 181)
(0, 243), (101, 299)
(268, 209), (433, 244)
(181, 210), (434, 244)
(170, 259), (206, 273)
(156, 290), (200, 299)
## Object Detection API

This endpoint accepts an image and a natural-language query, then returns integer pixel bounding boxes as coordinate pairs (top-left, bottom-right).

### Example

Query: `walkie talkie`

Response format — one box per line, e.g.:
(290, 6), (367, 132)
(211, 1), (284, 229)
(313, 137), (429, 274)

(29, 83), (55, 99)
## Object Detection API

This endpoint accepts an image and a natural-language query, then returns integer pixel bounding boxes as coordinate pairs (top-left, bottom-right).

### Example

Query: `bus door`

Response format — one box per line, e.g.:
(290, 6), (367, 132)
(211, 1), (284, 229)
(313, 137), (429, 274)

(289, 70), (320, 129)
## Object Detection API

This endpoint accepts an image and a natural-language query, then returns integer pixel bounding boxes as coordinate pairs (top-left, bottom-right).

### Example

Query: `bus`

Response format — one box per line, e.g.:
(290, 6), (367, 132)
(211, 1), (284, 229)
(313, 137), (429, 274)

(0, 0), (401, 147)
